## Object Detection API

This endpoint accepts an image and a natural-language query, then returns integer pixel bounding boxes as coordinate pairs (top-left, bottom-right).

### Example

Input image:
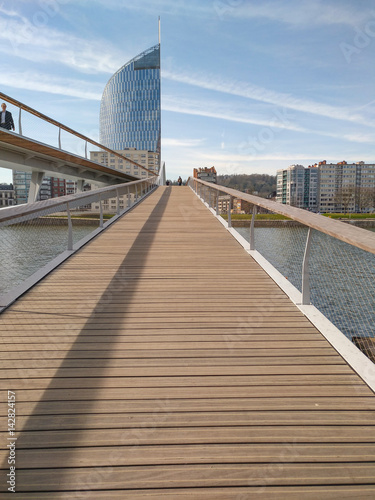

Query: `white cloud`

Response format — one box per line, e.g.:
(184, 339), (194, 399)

(0, 8), (125, 74)
(163, 95), (375, 145)
(163, 95), (306, 131)
(163, 69), (375, 128)
(228, 1), (372, 28)
(162, 137), (205, 147)
(0, 70), (102, 100)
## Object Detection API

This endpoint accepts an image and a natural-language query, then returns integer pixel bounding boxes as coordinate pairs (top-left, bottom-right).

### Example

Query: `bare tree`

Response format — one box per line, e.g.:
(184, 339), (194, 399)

(358, 187), (375, 213)
(334, 186), (355, 213)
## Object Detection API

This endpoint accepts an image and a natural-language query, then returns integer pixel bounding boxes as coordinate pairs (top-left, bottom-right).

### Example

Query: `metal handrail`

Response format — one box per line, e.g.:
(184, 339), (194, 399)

(0, 176), (157, 227)
(0, 92), (155, 176)
(189, 177), (375, 255)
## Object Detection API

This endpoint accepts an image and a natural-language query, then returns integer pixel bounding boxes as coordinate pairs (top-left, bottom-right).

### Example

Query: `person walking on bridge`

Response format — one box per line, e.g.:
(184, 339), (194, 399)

(0, 103), (15, 131)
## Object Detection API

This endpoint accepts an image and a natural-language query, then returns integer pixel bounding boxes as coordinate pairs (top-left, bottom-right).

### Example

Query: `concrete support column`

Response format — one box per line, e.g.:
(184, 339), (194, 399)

(28, 171), (45, 203)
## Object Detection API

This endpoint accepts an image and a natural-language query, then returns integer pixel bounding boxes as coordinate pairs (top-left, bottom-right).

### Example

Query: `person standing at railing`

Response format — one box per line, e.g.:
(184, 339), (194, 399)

(178, 176), (182, 186)
(0, 103), (15, 131)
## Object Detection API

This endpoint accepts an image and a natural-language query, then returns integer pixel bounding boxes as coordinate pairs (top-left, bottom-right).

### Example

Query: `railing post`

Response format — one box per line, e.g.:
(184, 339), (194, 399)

(216, 192), (219, 215)
(127, 186), (130, 208)
(58, 127), (62, 149)
(135, 185), (138, 202)
(302, 228), (313, 305)
(85, 141), (88, 159)
(116, 189), (120, 215)
(67, 203), (73, 251)
(249, 205), (257, 250)
(208, 187), (211, 208)
(18, 108), (22, 135)
(228, 196), (232, 228)
(99, 198), (104, 228)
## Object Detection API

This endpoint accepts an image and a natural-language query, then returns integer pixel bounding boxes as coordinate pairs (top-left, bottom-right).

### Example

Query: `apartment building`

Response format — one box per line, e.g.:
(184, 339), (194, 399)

(277, 161), (374, 213)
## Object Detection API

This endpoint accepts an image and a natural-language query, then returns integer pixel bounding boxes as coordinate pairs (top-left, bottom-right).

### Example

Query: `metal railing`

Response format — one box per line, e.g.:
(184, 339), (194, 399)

(189, 177), (375, 363)
(0, 91), (155, 176)
(0, 176), (158, 311)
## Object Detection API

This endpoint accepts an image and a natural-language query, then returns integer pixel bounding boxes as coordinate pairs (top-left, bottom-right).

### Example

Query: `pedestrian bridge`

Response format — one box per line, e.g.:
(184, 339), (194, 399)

(1, 181), (375, 498)
(0, 92), (156, 203)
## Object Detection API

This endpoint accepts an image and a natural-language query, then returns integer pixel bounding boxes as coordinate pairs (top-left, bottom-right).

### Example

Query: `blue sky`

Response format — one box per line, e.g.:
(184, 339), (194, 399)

(0, 0), (374, 183)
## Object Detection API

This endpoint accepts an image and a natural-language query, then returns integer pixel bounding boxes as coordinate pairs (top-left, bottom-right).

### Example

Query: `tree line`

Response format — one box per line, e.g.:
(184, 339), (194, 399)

(217, 174), (276, 198)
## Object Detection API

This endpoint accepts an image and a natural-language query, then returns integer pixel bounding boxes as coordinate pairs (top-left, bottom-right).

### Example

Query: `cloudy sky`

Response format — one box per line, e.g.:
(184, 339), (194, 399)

(0, 0), (374, 182)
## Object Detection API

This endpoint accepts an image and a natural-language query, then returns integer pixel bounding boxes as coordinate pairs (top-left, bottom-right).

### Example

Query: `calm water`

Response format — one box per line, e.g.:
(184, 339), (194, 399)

(237, 226), (375, 340)
(0, 224), (94, 295)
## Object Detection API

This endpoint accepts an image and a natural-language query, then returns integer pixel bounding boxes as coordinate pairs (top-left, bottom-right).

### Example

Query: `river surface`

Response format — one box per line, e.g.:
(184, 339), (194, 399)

(237, 226), (375, 341)
(0, 224), (94, 295)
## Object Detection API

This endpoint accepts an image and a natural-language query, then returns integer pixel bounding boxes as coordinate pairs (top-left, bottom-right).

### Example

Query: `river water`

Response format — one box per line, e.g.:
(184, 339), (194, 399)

(0, 224), (94, 296)
(237, 226), (375, 341)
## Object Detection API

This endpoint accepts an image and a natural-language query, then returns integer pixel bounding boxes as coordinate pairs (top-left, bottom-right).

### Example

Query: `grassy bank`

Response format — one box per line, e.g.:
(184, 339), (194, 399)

(221, 212), (375, 221)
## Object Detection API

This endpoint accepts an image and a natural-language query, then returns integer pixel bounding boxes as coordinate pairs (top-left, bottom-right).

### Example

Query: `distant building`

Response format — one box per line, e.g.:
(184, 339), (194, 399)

(318, 161), (375, 213)
(90, 148), (158, 179)
(100, 44), (161, 170)
(0, 186), (15, 207)
(51, 177), (66, 198)
(89, 148), (158, 212)
(277, 161), (375, 213)
(218, 195), (231, 213)
(38, 178), (52, 201)
(233, 198), (252, 214)
(276, 164), (318, 209)
(12, 172), (77, 204)
(193, 167), (217, 183)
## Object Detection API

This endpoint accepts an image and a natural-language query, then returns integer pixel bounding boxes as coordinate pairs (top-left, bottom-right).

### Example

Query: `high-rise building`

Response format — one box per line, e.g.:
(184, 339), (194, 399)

(99, 44), (161, 162)
(276, 164), (317, 209)
(89, 41), (162, 212)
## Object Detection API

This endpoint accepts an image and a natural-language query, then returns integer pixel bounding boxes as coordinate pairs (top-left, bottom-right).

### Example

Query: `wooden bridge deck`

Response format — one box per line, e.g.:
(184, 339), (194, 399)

(1, 186), (375, 498)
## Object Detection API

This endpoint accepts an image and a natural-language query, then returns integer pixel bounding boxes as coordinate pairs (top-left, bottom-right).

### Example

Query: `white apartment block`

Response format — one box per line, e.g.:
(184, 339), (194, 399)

(277, 161), (375, 213)
(277, 164), (319, 210)
(89, 148), (159, 212)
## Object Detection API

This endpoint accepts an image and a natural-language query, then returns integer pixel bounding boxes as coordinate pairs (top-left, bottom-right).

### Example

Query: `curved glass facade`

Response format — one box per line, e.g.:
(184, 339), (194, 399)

(100, 44), (161, 153)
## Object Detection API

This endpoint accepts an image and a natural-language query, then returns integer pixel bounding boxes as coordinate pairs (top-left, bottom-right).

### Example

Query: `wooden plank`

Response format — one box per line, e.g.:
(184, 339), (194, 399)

(2, 397), (375, 417)
(5, 463), (375, 492)
(11, 410), (375, 431)
(2, 443), (375, 469)
(4, 385), (372, 403)
(0, 374), (362, 391)
(14, 486), (375, 500)
(0, 364), (354, 378)
(0, 355), (347, 368)
(0, 348), (340, 358)
(6, 426), (375, 449)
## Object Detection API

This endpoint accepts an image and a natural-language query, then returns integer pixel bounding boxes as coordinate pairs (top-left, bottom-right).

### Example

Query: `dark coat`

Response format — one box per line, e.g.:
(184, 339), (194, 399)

(0, 110), (15, 130)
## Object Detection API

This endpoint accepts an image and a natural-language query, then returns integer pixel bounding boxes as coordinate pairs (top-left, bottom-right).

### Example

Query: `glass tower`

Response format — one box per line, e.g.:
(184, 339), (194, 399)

(100, 44), (161, 155)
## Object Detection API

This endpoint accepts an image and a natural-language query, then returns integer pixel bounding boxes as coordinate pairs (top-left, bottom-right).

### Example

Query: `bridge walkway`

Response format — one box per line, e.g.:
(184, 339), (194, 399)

(1, 186), (375, 498)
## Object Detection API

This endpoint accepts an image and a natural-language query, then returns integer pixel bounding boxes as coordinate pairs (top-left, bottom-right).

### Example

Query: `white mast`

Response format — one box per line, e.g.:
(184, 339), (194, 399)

(158, 16), (161, 44)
